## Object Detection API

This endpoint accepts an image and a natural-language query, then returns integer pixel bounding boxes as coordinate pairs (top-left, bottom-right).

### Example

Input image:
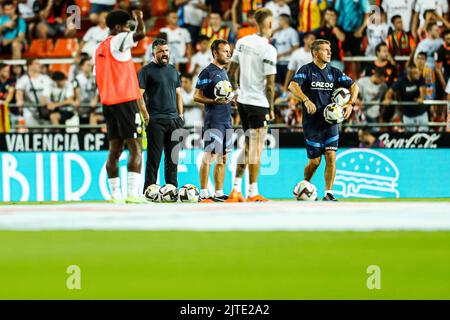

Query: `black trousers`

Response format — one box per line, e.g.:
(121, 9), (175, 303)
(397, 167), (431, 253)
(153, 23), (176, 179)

(144, 118), (183, 191)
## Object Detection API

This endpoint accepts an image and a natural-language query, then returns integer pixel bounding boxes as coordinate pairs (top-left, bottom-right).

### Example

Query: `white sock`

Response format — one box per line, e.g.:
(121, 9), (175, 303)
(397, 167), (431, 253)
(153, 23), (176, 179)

(233, 177), (242, 193)
(127, 172), (141, 198)
(108, 177), (122, 199)
(325, 190), (333, 195)
(200, 189), (210, 198)
(215, 189), (224, 197)
(248, 183), (258, 198)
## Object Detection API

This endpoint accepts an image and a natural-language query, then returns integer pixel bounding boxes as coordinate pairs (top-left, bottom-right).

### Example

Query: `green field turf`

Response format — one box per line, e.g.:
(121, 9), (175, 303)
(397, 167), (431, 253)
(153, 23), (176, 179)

(0, 231), (449, 299)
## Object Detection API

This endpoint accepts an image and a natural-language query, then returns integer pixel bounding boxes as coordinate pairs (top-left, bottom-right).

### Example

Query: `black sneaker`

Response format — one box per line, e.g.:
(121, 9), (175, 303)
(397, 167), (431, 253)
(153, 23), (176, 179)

(323, 193), (338, 201)
(199, 195), (215, 203)
(213, 195), (229, 202)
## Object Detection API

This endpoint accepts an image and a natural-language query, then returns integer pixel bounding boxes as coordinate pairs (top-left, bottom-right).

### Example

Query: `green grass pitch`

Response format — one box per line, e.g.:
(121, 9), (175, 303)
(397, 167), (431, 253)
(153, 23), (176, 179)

(0, 230), (449, 299)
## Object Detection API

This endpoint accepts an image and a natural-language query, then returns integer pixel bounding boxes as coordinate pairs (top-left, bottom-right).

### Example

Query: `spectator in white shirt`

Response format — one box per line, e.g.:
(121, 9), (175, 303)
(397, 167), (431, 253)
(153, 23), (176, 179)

(160, 10), (193, 68)
(382, 0), (415, 33)
(412, 0), (449, 41)
(189, 35), (213, 84)
(283, 31), (315, 93)
(181, 73), (203, 127)
(74, 57), (100, 126)
(365, 10), (389, 56)
(42, 71), (76, 127)
(175, 0), (208, 46)
(415, 23), (444, 65)
(272, 14), (299, 86)
(264, 0), (291, 32)
(15, 58), (53, 126)
(79, 11), (109, 58)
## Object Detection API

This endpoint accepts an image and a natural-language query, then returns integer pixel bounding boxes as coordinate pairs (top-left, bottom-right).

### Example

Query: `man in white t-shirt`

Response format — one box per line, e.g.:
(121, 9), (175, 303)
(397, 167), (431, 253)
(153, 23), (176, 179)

(180, 73), (203, 127)
(79, 11), (109, 58)
(41, 71), (77, 127)
(264, 0), (291, 32)
(283, 32), (315, 93)
(189, 35), (213, 84)
(15, 58), (53, 126)
(412, 0), (449, 40)
(272, 14), (299, 85)
(74, 57), (100, 125)
(227, 8), (277, 202)
(178, 0), (208, 46)
(382, 0), (415, 33)
(160, 10), (192, 67)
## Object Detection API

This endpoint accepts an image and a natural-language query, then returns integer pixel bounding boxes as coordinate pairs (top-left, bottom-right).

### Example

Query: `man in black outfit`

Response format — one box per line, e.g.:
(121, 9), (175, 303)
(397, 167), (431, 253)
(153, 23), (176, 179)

(138, 39), (184, 191)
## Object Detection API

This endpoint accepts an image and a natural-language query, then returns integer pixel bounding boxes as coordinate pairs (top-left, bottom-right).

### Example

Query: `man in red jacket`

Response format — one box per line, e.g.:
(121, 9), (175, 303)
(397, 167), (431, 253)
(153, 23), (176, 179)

(95, 9), (149, 204)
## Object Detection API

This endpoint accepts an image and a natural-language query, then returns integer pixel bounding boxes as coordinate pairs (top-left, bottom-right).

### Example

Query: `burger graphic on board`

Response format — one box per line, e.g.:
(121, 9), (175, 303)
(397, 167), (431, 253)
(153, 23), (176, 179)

(334, 149), (400, 198)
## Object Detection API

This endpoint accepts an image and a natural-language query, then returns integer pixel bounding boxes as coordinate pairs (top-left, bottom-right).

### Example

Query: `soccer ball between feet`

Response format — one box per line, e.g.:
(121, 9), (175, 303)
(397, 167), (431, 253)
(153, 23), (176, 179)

(144, 184), (161, 202)
(293, 180), (318, 201)
(159, 184), (179, 202)
(179, 184), (200, 203)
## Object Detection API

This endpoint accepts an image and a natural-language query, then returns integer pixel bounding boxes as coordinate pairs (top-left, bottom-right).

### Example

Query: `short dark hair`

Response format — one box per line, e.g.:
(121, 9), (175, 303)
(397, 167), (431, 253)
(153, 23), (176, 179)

(1, 0), (14, 8)
(417, 51), (427, 59)
(181, 73), (193, 81)
(279, 14), (291, 23)
(79, 57), (91, 67)
(51, 71), (66, 82)
(423, 9), (436, 20)
(443, 29), (450, 38)
(152, 38), (168, 51)
(302, 31), (315, 39)
(373, 67), (387, 78)
(375, 42), (387, 54)
(106, 10), (131, 30)
(197, 35), (210, 43)
(0, 63), (7, 70)
(426, 22), (437, 32)
(26, 58), (38, 67)
(391, 14), (402, 25)
(209, 11), (221, 18)
(247, 9), (255, 17)
(324, 7), (337, 14)
(210, 39), (229, 57)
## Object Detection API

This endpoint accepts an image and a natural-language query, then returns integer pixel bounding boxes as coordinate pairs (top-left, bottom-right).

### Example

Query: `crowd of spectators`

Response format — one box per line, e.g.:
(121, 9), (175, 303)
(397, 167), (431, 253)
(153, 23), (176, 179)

(0, 0), (449, 133)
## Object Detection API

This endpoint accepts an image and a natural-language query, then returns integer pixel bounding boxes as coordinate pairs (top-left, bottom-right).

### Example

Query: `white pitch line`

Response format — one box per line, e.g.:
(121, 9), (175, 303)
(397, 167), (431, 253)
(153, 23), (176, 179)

(0, 202), (449, 231)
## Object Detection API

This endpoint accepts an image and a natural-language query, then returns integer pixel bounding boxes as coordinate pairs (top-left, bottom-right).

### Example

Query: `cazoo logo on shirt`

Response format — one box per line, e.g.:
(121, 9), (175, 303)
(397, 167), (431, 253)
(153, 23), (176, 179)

(311, 82), (334, 90)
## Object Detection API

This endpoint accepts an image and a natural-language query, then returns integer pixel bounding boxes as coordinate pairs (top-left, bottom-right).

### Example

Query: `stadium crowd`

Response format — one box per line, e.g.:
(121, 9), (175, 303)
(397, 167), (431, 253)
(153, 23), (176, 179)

(0, 0), (449, 133)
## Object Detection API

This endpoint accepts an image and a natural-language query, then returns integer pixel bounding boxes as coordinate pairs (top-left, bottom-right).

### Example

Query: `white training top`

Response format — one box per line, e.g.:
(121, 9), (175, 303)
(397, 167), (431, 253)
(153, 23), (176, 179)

(288, 47), (312, 72)
(231, 33), (277, 108)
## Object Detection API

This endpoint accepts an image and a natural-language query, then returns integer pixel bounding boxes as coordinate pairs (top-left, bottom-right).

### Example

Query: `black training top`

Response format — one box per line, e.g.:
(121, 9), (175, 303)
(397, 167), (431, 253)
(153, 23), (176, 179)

(138, 62), (181, 120)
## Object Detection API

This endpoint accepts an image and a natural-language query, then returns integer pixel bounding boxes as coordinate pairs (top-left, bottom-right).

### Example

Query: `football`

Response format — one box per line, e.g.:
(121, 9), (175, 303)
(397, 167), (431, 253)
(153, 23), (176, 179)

(179, 184), (200, 203)
(331, 87), (351, 106)
(214, 80), (234, 101)
(293, 180), (318, 201)
(159, 184), (179, 202)
(144, 184), (161, 202)
(324, 103), (345, 124)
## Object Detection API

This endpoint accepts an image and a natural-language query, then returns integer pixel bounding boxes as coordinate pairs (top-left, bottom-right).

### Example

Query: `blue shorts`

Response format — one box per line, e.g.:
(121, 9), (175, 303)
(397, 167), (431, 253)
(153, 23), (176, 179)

(304, 124), (339, 159)
(203, 122), (233, 155)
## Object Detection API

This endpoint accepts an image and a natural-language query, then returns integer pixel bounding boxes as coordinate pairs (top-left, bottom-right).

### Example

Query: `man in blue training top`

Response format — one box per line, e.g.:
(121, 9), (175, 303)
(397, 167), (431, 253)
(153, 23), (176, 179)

(194, 39), (233, 202)
(288, 39), (359, 201)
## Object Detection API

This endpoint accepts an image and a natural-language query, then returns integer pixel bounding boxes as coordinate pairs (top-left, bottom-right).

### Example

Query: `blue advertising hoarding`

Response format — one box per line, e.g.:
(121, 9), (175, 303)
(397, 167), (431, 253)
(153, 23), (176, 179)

(0, 148), (449, 201)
